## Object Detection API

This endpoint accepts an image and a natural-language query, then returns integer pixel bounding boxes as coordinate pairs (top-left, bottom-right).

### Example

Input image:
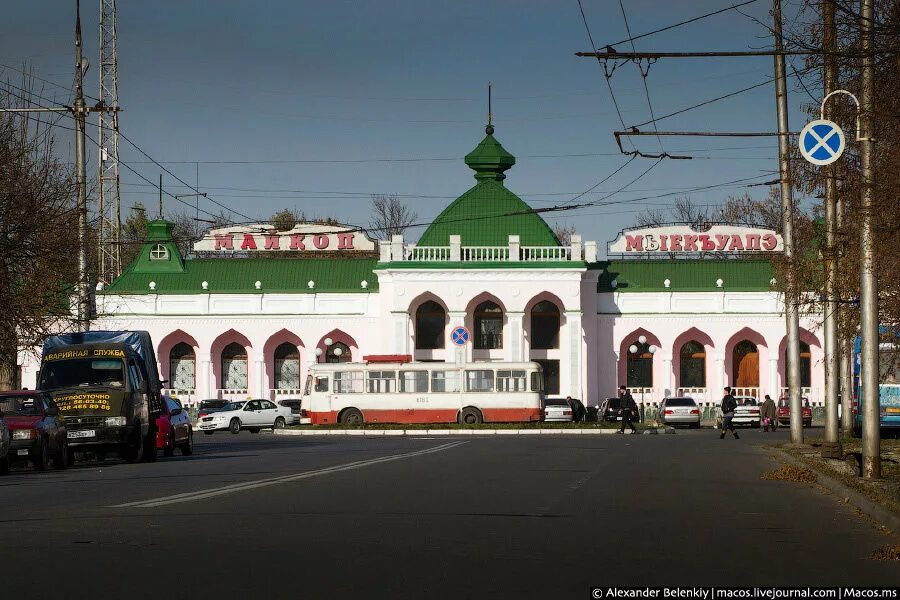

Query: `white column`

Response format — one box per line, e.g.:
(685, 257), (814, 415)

(661, 355), (673, 396)
(391, 234), (404, 261)
(508, 235), (520, 262)
(565, 311), (583, 398)
(450, 235), (461, 262)
(199, 354), (211, 400)
(715, 353), (725, 397)
(570, 234), (582, 261)
(448, 311), (467, 364)
(392, 311), (409, 354)
(769, 357), (779, 399)
(507, 311), (525, 362)
(253, 352), (265, 398)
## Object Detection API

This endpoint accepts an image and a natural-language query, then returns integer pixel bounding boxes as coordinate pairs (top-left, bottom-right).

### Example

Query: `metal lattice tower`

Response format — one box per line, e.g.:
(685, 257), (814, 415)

(98, 0), (121, 283)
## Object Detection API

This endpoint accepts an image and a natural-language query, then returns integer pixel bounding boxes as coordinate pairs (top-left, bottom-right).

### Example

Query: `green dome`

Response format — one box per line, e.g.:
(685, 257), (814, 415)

(418, 127), (560, 247)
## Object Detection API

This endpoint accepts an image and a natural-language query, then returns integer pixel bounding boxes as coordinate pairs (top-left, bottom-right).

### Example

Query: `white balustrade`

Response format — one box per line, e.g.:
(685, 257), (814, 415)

(162, 388), (196, 406)
(406, 246), (451, 261)
(216, 388), (250, 400)
(520, 246), (572, 261)
(462, 246), (510, 261)
(388, 244), (580, 263)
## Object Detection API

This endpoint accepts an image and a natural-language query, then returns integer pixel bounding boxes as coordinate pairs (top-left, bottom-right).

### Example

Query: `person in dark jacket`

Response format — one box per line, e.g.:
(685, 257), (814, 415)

(720, 386), (739, 439)
(616, 385), (638, 434)
(760, 394), (777, 432)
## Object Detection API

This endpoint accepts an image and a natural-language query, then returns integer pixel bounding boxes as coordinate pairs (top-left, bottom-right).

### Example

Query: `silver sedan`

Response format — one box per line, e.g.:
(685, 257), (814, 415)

(658, 397), (701, 428)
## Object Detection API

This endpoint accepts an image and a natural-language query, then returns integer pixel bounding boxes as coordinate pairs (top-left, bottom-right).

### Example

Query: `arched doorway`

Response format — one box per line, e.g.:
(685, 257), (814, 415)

(169, 342), (196, 391)
(221, 342), (248, 390)
(530, 300), (560, 350)
(474, 300), (503, 349)
(626, 341), (654, 388)
(732, 340), (759, 388)
(679, 341), (706, 388)
(784, 341), (812, 388)
(274, 342), (300, 390)
(415, 300), (446, 350)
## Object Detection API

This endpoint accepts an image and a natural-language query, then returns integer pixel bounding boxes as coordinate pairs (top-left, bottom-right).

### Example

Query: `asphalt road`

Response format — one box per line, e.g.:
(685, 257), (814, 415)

(1, 427), (897, 600)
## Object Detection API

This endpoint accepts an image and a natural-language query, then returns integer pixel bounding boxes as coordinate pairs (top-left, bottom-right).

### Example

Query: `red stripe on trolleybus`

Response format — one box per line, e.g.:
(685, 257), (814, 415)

(308, 407), (542, 425)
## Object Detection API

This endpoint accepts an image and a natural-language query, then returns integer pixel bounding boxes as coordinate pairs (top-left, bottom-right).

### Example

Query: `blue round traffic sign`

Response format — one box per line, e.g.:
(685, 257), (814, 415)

(450, 326), (470, 346)
(799, 119), (845, 166)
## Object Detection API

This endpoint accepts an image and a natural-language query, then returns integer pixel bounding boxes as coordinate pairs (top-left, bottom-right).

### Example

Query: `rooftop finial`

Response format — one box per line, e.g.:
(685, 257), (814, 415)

(486, 82), (494, 135)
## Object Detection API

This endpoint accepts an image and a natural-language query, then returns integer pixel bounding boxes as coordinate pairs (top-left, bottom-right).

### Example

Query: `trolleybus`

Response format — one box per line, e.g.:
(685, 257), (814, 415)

(302, 356), (544, 425)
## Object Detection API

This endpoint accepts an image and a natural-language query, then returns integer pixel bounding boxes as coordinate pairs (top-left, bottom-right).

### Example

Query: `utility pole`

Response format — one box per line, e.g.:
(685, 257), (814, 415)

(859, 0), (881, 479)
(821, 0), (841, 458)
(74, 1), (91, 330)
(773, 0), (804, 445)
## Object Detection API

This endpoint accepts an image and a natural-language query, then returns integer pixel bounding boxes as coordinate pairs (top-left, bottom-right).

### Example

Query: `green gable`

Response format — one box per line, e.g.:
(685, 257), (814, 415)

(597, 259), (776, 292)
(417, 126), (559, 247)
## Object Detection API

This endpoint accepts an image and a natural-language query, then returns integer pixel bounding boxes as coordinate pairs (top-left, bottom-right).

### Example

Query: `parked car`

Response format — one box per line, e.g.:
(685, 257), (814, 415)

(658, 397), (701, 428)
(197, 399), (230, 420)
(0, 410), (9, 475)
(275, 399), (303, 425)
(197, 399), (289, 434)
(0, 391), (69, 470)
(778, 398), (812, 427)
(732, 396), (761, 428)
(543, 397), (573, 422)
(155, 396), (194, 456)
(598, 397), (627, 422)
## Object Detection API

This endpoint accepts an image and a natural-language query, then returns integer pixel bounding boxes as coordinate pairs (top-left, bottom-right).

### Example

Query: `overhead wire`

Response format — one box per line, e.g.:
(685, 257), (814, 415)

(618, 0), (664, 152)
(606, 0), (760, 47)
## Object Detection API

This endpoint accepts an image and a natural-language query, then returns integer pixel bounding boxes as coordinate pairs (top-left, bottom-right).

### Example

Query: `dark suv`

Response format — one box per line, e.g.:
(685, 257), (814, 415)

(598, 397), (626, 422)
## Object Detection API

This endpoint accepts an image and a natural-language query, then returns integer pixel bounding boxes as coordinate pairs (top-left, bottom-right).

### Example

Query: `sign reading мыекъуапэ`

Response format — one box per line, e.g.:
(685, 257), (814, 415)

(193, 223), (377, 253)
(607, 225), (784, 255)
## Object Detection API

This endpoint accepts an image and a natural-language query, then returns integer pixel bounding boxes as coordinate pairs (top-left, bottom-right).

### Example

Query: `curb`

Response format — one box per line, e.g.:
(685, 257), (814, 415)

(274, 427), (673, 437)
(771, 448), (900, 533)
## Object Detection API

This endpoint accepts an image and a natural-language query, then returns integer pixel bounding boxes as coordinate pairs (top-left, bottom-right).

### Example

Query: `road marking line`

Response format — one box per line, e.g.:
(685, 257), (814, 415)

(111, 441), (466, 508)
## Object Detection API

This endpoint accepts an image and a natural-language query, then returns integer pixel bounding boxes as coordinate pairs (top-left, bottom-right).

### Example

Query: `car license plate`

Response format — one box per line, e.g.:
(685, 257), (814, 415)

(17, 449), (29, 456)
(68, 429), (95, 439)
(886, 407), (900, 414)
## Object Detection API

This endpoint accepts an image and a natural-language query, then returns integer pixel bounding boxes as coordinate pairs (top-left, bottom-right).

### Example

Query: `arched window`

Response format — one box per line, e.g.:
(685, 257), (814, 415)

(169, 342), (195, 390)
(221, 342), (248, 390)
(626, 341), (653, 388)
(149, 244), (169, 261)
(679, 341), (706, 388)
(474, 300), (503, 350)
(733, 340), (759, 387)
(785, 341), (812, 388)
(415, 301), (445, 350)
(326, 342), (351, 363)
(274, 342), (300, 390)
(531, 301), (560, 350)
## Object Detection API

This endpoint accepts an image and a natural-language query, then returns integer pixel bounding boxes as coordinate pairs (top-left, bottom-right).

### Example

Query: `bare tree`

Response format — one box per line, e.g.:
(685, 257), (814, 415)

(552, 223), (577, 245)
(0, 79), (79, 388)
(368, 194), (417, 240)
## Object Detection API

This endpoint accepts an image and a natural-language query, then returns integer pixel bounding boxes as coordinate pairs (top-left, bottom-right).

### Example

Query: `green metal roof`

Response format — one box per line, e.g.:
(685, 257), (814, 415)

(597, 259), (776, 292)
(417, 127), (559, 247)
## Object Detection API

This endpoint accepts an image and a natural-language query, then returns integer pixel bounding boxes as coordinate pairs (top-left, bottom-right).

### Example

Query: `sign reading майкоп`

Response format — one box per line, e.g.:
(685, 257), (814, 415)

(193, 223), (377, 253)
(607, 225), (784, 255)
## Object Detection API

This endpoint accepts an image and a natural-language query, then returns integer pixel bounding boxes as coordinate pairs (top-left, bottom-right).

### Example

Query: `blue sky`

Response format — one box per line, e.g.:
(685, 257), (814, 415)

(1, 1), (816, 250)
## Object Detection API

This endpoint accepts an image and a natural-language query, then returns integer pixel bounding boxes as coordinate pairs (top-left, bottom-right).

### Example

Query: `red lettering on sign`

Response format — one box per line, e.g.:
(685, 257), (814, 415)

(683, 234), (698, 251)
(715, 234), (729, 250)
(214, 234), (233, 250)
(670, 234), (683, 251)
(762, 234), (777, 250)
(625, 235), (643, 251)
(746, 234), (761, 250)
(336, 232), (355, 250)
(289, 235), (305, 250)
(264, 234), (281, 250)
(728, 234), (744, 251)
(700, 235), (716, 251)
(312, 234), (329, 249)
(241, 234), (257, 250)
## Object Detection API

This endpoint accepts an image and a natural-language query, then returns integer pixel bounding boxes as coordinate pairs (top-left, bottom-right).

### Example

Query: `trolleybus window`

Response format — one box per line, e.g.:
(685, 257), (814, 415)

(367, 370), (396, 393)
(497, 370), (527, 392)
(315, 375), (329, 392)
(530, 371), (544, 392)
(466, 369), (494, 392)
(334, 370), (364, 393)
(431, 370), (461, 393)
(399, 371), (428, 393)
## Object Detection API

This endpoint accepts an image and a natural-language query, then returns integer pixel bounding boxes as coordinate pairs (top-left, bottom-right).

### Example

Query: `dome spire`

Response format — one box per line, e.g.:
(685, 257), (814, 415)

(465, 83), (514, 181)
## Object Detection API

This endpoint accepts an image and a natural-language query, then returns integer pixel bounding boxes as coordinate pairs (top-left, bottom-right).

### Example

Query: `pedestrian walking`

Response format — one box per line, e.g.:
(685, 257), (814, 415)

(720, 386), (739, 439)
(760, 394), (777, 432)
(616, 385), (637, 434)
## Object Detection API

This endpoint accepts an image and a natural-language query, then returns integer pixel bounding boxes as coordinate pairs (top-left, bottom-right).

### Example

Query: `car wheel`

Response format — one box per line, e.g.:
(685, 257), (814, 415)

(180, 429), (194, 456)
(274, 417), (286, 430)
(33, 437), (50, 471)
(203, 430), (215, 436)
(122, 441), (144, 463)
(340, 408), (364, 426)
(53, 439), (68, 470)
(0, 454), (8, 476)
(229, 418), (241, 434)
(163, 431), (175, 457)
(458, 406), (483, 425)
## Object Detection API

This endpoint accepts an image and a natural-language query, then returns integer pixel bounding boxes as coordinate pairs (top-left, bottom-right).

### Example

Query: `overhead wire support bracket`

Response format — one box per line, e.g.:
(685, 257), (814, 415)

(577, 49), (879, 59)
